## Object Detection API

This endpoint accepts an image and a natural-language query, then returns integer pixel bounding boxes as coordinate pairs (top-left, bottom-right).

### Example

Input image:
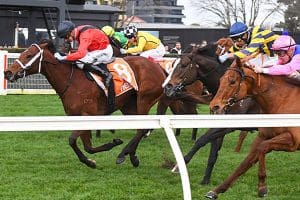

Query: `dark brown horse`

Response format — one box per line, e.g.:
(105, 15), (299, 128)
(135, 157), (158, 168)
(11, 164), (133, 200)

(4, 40), (166, 168)
(208, 57), (300, 199)
(163, 43), (260, 185)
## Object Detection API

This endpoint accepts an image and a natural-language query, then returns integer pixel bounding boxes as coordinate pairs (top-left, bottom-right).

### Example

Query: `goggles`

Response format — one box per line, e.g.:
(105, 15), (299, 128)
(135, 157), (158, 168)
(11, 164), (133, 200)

(273, 50), (288, 57)
(230, 34), (248, 43)
(126, 34), (136, 39)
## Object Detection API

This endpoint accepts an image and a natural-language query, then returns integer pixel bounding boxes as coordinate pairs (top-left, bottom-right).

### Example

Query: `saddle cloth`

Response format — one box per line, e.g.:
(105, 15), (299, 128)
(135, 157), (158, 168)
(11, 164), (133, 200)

(157, 57), (176, 74)
(90, 58), (138, 97)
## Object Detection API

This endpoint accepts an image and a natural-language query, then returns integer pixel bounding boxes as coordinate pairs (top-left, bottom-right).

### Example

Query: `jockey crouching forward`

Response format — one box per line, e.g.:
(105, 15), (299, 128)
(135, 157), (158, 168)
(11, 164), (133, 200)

(54, 20), (115, 109)
(120, 25), (166, 61)
(253, 34), (300, 81)
(218, 22), (278, 63)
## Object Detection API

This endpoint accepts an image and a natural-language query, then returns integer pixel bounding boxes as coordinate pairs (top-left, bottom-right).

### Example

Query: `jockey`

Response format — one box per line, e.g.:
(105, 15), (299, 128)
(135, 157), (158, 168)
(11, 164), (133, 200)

(101, 25), (128, 48)
(254, 34), (300, 79)
(219, 22), (278, 63)
(54, 20), (115, 107)
(120, 25), (166, 61)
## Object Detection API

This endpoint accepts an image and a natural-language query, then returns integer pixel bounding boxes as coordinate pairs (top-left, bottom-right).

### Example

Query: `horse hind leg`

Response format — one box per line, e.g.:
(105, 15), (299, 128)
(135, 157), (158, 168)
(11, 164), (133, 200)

(234, 131), (248, 152)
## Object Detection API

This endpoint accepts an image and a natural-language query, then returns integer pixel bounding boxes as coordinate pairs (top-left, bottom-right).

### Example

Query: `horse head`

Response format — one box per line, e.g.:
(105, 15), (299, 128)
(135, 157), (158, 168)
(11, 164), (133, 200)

(215, 37), (233, 56)
(164, 43), (225, 98)
(163, 53), (200, 98)
(210, 57), (255, 114)
(4, 39), (57, 82)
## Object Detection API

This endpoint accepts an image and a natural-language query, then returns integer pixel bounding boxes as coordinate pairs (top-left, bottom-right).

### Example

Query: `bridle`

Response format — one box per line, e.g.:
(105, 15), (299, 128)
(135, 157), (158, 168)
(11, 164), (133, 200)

(15, 44), (44, 76)
(14, 43), (74, 99)
(224, 66), (254, 108)
(217, 44), (226, 55)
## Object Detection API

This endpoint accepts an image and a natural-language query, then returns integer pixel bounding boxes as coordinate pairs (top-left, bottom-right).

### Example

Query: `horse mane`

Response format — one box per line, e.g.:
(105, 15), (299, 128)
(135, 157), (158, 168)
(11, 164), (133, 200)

(39, 39), (56, 54)
(195, 43), (218, 58)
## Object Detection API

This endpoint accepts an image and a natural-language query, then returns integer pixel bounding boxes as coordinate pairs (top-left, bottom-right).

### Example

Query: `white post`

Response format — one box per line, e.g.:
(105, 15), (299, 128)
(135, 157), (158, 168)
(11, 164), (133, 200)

(0, 50), (8, 95)
(14, 22), (19, 48)
(160, 116), (191, 200)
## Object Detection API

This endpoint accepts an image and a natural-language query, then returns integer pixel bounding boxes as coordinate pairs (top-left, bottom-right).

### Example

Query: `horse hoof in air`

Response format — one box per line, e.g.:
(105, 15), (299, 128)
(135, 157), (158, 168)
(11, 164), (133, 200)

(205, 191), (218, 199)
(116, 157), (126, 165)
(130, 155), (140, 167)
(86, 158), (97, 169)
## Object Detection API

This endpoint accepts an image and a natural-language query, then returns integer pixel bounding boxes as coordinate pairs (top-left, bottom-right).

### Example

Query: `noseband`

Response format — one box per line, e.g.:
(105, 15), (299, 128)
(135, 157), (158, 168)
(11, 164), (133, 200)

(15, 44), (44, 76)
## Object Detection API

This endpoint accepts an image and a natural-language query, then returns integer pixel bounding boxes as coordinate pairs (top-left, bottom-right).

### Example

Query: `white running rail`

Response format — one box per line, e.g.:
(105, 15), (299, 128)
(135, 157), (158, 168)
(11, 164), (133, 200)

(1, 114), (300, 200)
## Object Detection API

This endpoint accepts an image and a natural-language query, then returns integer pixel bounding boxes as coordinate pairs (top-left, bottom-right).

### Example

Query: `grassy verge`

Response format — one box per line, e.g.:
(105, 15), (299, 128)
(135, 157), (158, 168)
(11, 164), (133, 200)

(0, 95), (299, 200)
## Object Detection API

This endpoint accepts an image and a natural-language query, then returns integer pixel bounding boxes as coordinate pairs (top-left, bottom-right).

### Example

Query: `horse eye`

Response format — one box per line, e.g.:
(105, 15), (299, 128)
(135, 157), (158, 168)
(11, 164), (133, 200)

(229, 79), (236, 85)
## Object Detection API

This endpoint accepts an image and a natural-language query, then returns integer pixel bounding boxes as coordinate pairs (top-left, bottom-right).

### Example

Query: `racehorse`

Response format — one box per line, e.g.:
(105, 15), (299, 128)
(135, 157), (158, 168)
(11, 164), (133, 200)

(207, 57), (300, 199)
(4, 39), (166, 168)
(163, 43), (260, 184)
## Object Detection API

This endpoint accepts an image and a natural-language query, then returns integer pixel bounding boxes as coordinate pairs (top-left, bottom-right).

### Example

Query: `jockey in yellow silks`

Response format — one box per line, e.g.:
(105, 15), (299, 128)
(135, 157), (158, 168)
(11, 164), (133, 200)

(218, 22), (278, 63)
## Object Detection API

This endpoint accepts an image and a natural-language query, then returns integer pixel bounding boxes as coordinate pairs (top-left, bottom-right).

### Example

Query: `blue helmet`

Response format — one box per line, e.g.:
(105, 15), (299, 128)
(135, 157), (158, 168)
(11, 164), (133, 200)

(229, 22), (248, 38)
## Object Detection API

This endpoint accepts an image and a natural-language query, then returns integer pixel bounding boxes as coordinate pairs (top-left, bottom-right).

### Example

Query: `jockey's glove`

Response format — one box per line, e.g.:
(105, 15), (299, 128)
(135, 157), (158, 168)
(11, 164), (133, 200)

(218, 52), (229, 63)
(120, 48), (127, 54)
(254, 65), (269, 74)
(54, 52), (67, 61)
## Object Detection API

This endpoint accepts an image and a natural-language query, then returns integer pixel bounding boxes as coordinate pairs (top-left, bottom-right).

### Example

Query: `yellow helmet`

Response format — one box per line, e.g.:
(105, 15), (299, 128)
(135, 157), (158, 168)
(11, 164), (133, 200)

(102, 25), (115, 37)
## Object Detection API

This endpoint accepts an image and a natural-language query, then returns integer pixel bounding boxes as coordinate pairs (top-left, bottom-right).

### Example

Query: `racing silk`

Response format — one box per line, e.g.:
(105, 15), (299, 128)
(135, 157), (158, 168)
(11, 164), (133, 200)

(229, 43), (240, 53)
(125, 31), (161, 54)
(264, 45), (300, 75)
(66, 25), (109, 61)
(112, 32), (128, 48)
(234, 26), (278, 59)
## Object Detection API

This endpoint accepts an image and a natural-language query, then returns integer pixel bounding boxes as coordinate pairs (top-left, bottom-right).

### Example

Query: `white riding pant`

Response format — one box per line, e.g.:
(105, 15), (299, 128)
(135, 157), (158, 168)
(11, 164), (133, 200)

(140, 43), (166, 59)
(76, 44), (113, 69)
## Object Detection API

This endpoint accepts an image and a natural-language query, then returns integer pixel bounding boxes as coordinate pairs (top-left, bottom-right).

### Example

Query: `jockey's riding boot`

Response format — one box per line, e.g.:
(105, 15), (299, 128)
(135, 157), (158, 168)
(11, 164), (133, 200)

(96, 63), (112, 88)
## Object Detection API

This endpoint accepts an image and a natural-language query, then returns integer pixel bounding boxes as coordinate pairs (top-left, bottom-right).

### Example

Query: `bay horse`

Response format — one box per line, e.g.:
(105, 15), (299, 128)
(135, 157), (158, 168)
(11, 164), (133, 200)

(208, 57), (300, 199)
(4, 40), (166, 168)
(163, 43), (260, 184)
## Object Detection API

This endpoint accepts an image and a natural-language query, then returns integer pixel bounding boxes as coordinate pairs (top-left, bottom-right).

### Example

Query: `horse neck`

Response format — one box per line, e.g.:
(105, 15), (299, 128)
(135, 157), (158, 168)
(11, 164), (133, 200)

(41, 61), (76, 97)
(246, 70), (293, 113)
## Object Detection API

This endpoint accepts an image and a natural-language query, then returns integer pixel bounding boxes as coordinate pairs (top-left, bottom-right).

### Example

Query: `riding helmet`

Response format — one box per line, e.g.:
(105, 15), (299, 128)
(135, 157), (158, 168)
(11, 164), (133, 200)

(271, 35), (296, 51)
(123, 25), (138, 38)
(229, 22), (248, 38)
(57, 21), (75, 38)
(102, 25), (115, 37)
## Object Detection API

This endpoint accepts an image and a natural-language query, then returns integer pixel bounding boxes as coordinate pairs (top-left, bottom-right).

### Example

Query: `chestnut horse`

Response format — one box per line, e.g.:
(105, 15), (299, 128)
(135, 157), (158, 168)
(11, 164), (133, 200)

(215, 37), (234, 56)
(4, 40), (166, 168)
(163, 43), (260, 184)
(208, 57), (300, 199)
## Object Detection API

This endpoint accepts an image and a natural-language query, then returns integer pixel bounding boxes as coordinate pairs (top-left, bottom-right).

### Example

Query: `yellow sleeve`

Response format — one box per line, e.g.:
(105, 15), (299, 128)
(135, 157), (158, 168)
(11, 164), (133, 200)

(126, 36), (146, 54)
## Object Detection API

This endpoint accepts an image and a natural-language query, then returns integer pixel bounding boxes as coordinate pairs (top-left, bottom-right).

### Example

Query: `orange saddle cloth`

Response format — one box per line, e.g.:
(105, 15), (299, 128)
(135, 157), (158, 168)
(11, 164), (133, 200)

(90, 58), (138, 97)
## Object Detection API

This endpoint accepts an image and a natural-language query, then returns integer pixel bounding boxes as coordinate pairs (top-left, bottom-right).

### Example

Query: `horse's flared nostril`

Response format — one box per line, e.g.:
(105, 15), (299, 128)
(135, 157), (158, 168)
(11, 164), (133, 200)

(210, 105), (220, 114)
(4, 71), (13, 80)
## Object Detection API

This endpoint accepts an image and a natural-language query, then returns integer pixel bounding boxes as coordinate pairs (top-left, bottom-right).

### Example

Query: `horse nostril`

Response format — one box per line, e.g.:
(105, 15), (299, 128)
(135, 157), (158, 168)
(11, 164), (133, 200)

(211, 105), (220, 114)
(4, 71), (12, 80)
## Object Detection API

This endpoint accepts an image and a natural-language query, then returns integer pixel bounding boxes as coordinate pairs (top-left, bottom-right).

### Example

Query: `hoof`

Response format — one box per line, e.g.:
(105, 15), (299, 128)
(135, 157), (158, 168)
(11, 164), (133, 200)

(258, 186), (268, 197)
(171, 164), (179, 173)
(85, 159), (96, 168)
(200, 179), (210, 185)
(113, 138), (123, 146)
(205, 191), (218, 199)
(116, 156), (126, 165)
(130, 155), (140, 167)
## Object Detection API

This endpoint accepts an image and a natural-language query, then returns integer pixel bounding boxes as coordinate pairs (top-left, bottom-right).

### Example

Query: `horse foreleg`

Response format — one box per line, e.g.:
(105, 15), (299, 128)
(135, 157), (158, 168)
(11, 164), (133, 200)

(116, 129), (146, 167)
(69, 130), (96, 168)
(206, 136), (263, 199)
(234, 131), (248, 152)
(200, 136), (224, 185)
(257, 132), (297, 198)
